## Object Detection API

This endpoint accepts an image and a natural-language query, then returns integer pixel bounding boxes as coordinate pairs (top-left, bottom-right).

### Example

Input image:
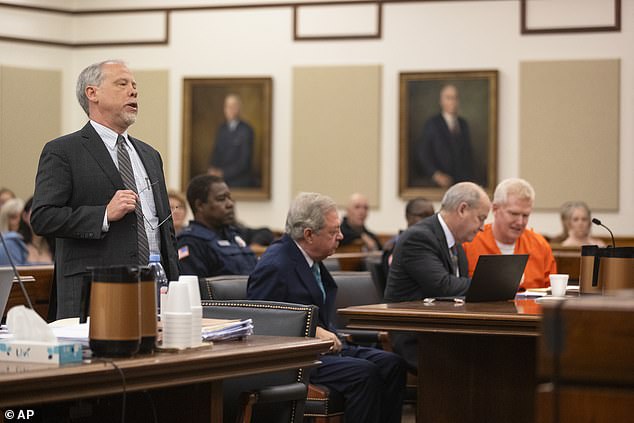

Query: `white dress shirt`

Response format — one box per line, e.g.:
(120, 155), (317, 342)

(91, 120), (161, 255)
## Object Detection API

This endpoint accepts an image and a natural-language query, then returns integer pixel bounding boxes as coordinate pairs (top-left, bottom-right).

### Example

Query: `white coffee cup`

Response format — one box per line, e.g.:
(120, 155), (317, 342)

(179, 275), (202, 347)
(165, 281), (191, 313)
(549, 274), (569, 297)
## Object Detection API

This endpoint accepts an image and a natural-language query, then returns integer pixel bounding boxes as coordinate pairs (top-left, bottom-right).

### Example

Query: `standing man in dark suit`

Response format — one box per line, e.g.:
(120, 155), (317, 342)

(414, 84), (478, 188)
(385, 182), (491, 369)
(208, 94), (255, 188)
(31, 60), (178, 318)
(248, 192), (406, 423)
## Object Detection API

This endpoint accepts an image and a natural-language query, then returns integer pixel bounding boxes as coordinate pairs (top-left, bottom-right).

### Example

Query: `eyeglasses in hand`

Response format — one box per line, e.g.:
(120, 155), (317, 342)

(136, 179), (173, 230)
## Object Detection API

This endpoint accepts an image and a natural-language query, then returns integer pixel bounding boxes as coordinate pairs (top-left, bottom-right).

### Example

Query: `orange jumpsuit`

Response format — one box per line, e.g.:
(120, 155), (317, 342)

(463, 224), (557, 290)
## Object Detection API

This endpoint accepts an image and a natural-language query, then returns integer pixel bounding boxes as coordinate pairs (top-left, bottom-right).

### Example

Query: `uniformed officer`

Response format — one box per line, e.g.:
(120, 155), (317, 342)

(177, 174), (257, 278)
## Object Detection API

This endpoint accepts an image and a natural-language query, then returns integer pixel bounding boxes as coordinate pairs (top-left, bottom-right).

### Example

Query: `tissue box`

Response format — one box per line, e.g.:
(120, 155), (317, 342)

(0, 340), (83, 364)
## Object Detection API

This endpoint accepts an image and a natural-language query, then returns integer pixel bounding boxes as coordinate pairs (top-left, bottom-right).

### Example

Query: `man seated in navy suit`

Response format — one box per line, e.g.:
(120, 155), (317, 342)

(247, 192), (406, 423)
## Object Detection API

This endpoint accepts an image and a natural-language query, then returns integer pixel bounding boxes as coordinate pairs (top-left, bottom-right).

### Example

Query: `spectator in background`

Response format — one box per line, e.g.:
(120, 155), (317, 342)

(559, 201), (606, 247)
(208, 94), (256, 187)
(463, 178), (556, 290)
(340, 192), (382, 251)
(0, 187), (16, 209)
(382, 197), (435, 272)
(18, 197), (54, 264)
(0, 197), (28, 265)
(168, 190), (189, 236)
(1, 198), (24, 233)
(177, 174), (257, 278)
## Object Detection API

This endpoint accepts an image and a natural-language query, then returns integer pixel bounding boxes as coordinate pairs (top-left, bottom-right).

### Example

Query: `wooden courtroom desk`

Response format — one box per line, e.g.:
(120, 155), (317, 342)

(6, 265), (55, 321)
(339, 299), (542, 423)
(0, 335), (331, 422)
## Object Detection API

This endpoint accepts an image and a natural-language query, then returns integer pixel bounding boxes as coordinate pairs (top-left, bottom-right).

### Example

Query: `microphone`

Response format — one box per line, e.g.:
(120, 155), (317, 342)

(0, 231), (34, 309)
(592, 218), (616, 249)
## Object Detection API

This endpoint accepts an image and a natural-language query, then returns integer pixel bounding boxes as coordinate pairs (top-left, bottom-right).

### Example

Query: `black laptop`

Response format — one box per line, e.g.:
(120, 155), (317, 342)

(464, 254), (529, 302)
(432, 254), (529, 302)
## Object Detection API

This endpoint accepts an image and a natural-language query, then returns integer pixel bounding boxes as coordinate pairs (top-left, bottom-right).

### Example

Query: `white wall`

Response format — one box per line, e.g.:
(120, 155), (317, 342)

(1, 0), (632, 237)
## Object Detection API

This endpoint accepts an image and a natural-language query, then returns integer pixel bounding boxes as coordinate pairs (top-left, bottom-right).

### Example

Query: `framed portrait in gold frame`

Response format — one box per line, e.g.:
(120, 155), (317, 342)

(399, 70), (498, 200)
(182, 77), (272, 200)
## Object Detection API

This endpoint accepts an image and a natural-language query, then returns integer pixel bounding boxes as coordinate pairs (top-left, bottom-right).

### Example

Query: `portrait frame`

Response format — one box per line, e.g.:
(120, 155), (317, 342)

(182, 77), (272, 200)
(399, 70), (498, 201)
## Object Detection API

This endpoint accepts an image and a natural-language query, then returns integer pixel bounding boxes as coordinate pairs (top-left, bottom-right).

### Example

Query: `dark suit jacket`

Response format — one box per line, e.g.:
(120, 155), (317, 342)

(31, 122), (179, 313)
(247, 234), (338, 332)
(413, 113), (477, 185)
(209, 120), (255, 187)
(385, 214), (469, 302)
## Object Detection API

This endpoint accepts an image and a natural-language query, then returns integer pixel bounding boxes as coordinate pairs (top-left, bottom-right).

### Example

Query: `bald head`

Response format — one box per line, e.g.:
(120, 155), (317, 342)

(346, 193), (370, 228)
(439, 182), (491, 244)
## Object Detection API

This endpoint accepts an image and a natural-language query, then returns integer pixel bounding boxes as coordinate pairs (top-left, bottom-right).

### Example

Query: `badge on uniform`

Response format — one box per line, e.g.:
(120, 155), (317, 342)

(217, 240), (231, 247)
(178, 245), (189, 260)
(234, 235), (247, 248)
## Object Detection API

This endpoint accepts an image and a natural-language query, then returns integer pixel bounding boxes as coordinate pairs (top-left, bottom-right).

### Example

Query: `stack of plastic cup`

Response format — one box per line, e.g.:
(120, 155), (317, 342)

(162, 281), (192, 349)
(179, 275), (202, 347)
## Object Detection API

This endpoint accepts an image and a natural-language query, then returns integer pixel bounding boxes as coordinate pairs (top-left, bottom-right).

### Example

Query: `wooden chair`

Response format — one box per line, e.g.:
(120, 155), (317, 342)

(202, 299), (318, 423)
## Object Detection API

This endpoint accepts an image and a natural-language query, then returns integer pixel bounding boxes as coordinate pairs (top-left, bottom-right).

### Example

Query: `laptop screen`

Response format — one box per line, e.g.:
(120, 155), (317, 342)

(0, 267), (15, 319)
(465, 254), (529, 302)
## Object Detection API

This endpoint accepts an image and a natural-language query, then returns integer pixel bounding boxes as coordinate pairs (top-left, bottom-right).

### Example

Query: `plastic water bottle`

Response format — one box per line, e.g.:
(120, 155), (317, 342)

(148, 253), (169, 320)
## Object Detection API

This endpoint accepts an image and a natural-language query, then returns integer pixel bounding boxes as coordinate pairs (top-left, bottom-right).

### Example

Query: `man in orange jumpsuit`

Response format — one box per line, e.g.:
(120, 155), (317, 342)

(463, 178), (556, 290)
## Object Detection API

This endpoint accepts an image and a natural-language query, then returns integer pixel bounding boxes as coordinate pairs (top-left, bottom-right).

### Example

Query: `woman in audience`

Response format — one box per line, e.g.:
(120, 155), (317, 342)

(559, 201), (606, 247)
(168, 190), (189, 235)
(0, 197), (28, 265)
(0, 187), (16, 209)
(18, 197), (54, 264)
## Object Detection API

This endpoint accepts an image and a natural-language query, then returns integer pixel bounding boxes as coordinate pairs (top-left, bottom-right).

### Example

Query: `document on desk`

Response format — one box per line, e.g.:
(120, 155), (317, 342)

(201, 319), (253, 342)
(516, 288), (548, 298)
(50, 322), (90, 347)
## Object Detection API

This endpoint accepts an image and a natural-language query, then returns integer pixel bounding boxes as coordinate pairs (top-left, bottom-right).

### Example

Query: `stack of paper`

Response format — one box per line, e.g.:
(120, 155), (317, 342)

(201, 318), (253, 342)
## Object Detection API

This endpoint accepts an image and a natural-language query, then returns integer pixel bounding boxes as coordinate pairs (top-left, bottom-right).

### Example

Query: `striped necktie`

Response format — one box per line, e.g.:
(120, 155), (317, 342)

(311, 262), (326, 302)
(450, 245), (459, 277)
(116, 135), (150, 265)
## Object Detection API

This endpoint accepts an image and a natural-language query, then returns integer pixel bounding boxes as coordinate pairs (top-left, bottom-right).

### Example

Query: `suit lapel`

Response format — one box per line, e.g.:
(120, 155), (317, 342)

(79, 123), (124, 190)
(285, 236), (326, 307)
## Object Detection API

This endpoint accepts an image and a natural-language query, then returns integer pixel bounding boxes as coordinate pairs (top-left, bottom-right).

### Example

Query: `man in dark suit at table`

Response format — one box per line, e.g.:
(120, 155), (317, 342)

(31, 60), (179, 318)
(385, 182), (491, 369)
(412, 84), (479, 188)
(247, 192), (406, 423)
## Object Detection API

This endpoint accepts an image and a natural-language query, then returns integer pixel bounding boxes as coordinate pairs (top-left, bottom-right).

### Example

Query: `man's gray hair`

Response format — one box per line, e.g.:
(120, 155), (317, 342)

(493, 178), (535, 205)
(76, 60), (126, 116)
(285, 192), (338, 241)
(440, 182), (486, 212)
